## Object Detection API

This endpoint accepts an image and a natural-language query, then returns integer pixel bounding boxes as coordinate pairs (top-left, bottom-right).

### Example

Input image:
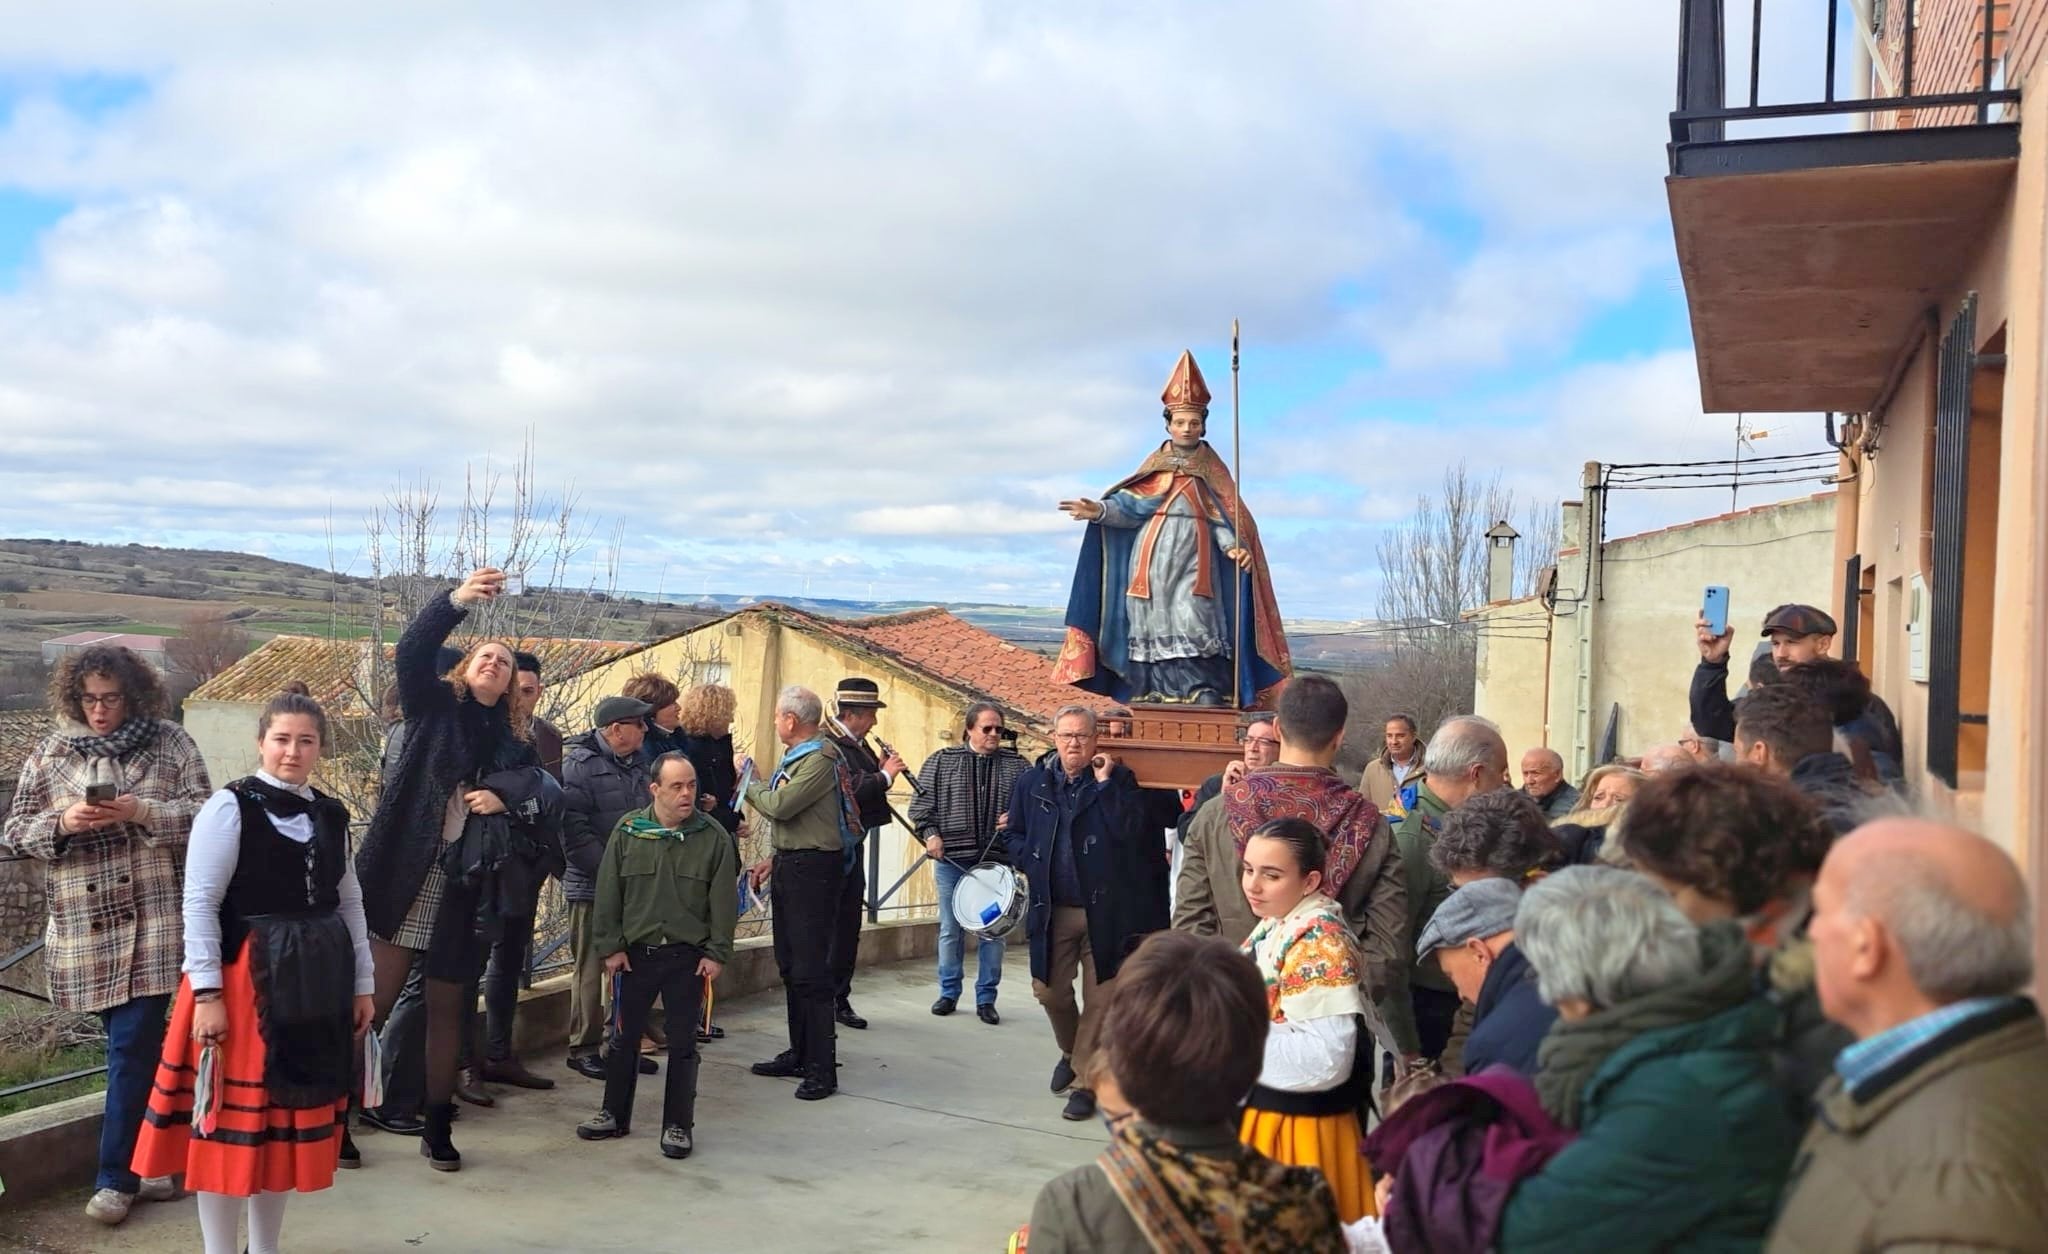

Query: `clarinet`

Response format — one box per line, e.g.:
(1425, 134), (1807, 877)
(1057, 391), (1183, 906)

(871, 732), (925, 797)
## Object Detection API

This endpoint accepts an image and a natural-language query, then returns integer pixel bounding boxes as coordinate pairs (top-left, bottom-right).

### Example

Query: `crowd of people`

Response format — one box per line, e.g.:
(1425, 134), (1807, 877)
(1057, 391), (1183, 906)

(6, 576), (2048, 1252)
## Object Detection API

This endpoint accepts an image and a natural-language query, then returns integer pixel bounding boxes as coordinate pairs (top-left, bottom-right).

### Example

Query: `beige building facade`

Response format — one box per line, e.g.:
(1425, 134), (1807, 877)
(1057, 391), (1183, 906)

(1472, 489), (1838, 780)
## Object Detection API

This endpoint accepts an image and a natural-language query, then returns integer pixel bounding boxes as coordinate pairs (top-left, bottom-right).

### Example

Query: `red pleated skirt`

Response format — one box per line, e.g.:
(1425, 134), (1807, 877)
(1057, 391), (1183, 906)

(131, 949), (347, 1197)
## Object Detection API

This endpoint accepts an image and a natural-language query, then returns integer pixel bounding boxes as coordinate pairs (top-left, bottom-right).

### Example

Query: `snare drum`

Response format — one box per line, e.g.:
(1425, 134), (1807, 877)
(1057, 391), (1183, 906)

(949, 862), (1028, 941)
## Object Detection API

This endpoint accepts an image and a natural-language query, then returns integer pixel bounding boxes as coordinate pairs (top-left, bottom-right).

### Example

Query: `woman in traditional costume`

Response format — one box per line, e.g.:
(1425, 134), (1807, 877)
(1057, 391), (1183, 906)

(1238, 817), (1376, 1223)
(132, 687), (374, 1254)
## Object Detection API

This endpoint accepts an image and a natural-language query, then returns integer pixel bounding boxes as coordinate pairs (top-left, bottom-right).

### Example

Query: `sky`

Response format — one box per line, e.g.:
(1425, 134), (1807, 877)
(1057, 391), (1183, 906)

(0, 3), (1844, 620)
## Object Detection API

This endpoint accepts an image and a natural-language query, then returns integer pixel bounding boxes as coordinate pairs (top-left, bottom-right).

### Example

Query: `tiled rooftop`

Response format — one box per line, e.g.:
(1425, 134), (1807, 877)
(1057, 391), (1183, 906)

(191, 634), (642, 714)
(828, 609), (1087, 729)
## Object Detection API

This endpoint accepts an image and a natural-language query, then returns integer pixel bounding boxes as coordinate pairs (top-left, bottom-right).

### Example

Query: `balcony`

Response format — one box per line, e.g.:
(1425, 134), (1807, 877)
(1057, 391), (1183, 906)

(1668, 0), (2019, 413)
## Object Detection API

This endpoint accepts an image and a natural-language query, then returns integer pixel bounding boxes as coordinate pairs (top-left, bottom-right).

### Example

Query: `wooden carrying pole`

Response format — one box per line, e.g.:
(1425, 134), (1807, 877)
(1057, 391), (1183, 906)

(1231, 319), (1243, 709)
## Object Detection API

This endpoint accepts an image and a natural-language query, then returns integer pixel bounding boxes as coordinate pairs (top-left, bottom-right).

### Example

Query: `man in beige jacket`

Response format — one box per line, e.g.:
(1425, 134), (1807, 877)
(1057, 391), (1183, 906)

(1769, 818), (2048, 1251)
(1359, 713), (1424, 816)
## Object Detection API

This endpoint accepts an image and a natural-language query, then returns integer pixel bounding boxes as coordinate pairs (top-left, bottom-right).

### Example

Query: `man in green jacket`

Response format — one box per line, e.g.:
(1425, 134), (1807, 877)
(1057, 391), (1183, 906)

(1769, 818), (2048, 1251)
(575, 752), (738, 1160)
(744, 685), (856, 1101)
(1380, 715), (1508, 1066)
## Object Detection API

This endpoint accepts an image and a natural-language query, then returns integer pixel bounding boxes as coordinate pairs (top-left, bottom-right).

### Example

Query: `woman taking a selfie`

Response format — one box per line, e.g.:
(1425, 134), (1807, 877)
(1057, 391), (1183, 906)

(353, 567), (539, 1171)
(2, 644), (211, 1227)
(1238, 817), (1376, 1223)
(131, 686), (374, 1254)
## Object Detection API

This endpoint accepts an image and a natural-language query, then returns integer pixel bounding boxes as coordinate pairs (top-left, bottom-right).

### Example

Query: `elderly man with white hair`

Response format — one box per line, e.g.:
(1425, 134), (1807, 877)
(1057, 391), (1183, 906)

(1478, 866), (1796, 1251)
(1381, 714), (1509, 1063)
(1767, 819), (2048, 1252)
(744, 686), (857, 1102)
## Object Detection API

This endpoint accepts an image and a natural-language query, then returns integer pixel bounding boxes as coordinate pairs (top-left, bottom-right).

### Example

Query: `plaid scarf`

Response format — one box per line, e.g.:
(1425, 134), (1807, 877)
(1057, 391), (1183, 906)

(1222, 766), (1381, 898)
(62, 716), (159, 760)
(1098, 1118), (1345, 1253)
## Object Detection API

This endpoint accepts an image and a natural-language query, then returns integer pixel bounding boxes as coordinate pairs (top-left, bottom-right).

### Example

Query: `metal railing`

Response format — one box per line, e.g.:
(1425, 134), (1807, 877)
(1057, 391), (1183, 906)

(1673, 0), (2019, 149)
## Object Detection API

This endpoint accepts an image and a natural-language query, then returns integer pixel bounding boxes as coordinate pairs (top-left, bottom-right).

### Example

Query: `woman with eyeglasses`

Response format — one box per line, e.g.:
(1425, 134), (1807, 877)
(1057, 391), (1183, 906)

(3, 644), (212, 1227)
(907, 701), (1027, 1022)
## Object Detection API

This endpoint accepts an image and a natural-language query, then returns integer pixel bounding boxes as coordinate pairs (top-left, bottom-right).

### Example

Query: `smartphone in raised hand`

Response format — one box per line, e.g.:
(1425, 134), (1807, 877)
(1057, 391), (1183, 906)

(1702, 585), (1731, 639)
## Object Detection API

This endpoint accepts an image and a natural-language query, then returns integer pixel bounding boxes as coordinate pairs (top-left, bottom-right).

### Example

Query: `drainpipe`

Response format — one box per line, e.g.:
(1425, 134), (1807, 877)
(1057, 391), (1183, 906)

(1574, 462), (1604, 776)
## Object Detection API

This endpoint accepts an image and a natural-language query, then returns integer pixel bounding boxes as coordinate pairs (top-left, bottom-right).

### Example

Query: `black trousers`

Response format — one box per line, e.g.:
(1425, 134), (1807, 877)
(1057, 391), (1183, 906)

(771, 849), (843, 1070)
(828, 855), (865, 1004)
(482, 858), (545, 1062)
(1413, 985), (1463, 1061)
(602, 942), (706, 1131)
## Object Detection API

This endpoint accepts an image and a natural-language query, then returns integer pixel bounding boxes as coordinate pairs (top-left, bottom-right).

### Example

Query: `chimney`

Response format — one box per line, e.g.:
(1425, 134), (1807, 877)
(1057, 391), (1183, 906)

(1486, 520), (1519, 603)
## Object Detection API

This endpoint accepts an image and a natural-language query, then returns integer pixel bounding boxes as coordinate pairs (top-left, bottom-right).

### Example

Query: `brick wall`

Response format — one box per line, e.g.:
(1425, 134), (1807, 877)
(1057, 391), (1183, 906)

(1872, 0), (2041, 127)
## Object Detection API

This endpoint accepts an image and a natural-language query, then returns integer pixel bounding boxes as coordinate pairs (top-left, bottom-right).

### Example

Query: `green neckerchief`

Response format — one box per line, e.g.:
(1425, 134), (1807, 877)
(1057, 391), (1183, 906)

(624, 810), (721, 842)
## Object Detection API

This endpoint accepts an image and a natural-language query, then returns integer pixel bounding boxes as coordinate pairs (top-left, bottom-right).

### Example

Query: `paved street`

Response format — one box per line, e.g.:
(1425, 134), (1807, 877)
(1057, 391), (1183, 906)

(3, 950), (1089, 1253)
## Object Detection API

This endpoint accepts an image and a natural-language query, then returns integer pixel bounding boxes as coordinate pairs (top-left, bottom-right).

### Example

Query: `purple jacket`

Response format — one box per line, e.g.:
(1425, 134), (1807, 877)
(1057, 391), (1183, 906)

(1363, 1068), (1575, 1254)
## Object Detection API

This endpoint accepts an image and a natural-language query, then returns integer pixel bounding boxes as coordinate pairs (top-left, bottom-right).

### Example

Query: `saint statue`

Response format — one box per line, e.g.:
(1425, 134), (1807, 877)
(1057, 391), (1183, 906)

(1052, 350), (1292, 707)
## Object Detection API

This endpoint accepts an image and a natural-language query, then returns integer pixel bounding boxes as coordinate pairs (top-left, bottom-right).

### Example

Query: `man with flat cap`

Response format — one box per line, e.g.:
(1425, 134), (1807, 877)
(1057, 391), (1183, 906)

(825, 677), (907, 1030)
(1691, 602), (1901, 776)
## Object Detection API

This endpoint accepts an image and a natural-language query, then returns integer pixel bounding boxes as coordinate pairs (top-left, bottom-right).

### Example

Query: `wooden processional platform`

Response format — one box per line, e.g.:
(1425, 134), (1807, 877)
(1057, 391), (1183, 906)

(1098, 703), (1275, 792)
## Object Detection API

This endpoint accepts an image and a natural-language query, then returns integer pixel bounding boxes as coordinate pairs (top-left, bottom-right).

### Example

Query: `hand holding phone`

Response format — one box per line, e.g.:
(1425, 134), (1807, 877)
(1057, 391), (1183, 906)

(85, 782), (117, 805)
(1697, 586), (1733, 663)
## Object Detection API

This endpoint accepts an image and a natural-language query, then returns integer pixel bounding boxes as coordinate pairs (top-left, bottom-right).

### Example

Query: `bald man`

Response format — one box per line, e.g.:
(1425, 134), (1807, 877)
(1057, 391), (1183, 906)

(1519, 748), (1577, 821)
(1768, 819), (2048, 1252)
(1638, 742), (1692, 774)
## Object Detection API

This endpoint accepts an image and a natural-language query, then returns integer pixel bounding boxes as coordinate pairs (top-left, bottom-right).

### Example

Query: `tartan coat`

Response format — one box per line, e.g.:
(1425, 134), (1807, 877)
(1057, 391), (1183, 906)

(2, 719), (212, 1012)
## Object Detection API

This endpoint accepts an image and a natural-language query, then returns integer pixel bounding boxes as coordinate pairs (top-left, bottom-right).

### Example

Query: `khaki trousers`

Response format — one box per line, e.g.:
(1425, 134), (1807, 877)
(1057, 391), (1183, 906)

(1032, 905), (1107, 1087)
(567, 900), (607, 1058)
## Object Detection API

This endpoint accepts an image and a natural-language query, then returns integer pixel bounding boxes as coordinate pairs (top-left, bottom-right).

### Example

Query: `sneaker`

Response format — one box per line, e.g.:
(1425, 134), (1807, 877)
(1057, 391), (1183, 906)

(136, 1175), (179, 1202)
(1061, 1088), (1097, 1121)
(576, 1109), (629, 1141)
(1050, 1056), (1076, 1094)
(750, 1050), (803, 1078)
(85, 1189), (135, 1226)
(659, 1124), (694, 1160)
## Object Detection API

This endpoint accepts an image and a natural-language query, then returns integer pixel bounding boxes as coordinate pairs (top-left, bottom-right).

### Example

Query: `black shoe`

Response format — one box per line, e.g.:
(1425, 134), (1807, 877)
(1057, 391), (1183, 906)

(1050, 1056), (1076, 1094)
(455, 1067), (495, 1107)
(482, 1057), (557, 1091)
(835, 1000), (868, 1031)
(361, 1108), (425, 1136)
(338, 1128), (361, 1169)
(696, 1022), (726, 1043)
(566, 1054), (606, 1081)
(420, 1102), (462, 1172)
(977, 1003), (1000, 1026)
(931, 996), (958, 1017)
(636, 1054), (659, 1076)
(1061, 1088), (1097, 1121)
(659, 1125), (693, 1159)
(575, 1109), (628, 1140)
(751, 1050), (803, 1078)
(794, 1065), (837, 1101)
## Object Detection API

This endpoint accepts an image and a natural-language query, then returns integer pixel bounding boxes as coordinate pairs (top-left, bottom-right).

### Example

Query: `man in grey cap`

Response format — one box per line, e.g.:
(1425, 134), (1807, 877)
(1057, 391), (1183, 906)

(1417, 877), (1555, 1077)
(1691, 602), (1838, 743)
(561, 695), (658, 1079)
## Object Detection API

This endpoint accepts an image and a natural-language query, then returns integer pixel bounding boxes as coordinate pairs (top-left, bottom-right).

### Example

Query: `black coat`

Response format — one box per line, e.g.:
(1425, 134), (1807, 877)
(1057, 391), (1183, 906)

(1463, 941), (1556, 1078)
(356, 593), (532, 940)
(1004, 759), (1167, 985)
(678, 732), (742, 835)
(560, 729), (651, 903)
(830, 732), (894, 832)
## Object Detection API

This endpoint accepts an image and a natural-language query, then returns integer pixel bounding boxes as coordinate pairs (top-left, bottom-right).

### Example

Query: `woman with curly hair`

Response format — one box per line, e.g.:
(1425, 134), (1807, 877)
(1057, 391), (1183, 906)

(3, 644), (212, 1226)
(352, 567), (546, 1172)
(1617, 760), (1847, 1112)
(622, 672), (683, 762)
(1428, 789), (1562, 887)
(675, 682), (743, 835)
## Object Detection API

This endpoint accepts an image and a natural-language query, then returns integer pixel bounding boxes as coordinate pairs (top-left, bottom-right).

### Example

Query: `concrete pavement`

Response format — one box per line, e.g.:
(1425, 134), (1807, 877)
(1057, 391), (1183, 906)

(2, 950), (1097, 1253)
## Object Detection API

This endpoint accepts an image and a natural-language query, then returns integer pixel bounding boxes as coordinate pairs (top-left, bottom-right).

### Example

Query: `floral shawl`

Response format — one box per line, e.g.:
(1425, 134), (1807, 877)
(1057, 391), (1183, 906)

(1243, 892), (1367, 1026)
(1098, 1118), (1346, 1254)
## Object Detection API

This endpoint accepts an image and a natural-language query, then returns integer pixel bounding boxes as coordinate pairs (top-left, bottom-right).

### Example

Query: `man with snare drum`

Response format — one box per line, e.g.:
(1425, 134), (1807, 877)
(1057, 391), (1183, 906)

(1005, 704), (1168, 1121)
(909, 702), (1027, 1024)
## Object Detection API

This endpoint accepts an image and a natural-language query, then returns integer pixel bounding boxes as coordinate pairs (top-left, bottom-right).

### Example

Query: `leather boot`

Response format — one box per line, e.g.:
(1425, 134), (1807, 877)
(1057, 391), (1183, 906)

(793, 1061), (837, 1101)
(419, 1103), (462, 1172)
(455, 1067), (494, 1108)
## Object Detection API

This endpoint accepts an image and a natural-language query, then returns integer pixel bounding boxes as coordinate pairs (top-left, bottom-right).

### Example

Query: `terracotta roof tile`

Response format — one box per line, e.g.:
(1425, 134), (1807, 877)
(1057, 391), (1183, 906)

(191, 633), (642, 715)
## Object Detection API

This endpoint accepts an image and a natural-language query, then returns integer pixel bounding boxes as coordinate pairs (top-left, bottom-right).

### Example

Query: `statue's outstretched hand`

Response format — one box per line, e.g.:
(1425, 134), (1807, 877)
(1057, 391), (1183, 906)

(1058, 499), (1104, 522)
(1225, 546), (1254, 570)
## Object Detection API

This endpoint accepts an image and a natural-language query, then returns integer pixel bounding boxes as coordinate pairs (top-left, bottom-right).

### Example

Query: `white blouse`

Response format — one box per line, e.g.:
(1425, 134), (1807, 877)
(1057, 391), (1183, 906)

(183, 771), (375, 996)
(1262, 1014), (1359, 1093)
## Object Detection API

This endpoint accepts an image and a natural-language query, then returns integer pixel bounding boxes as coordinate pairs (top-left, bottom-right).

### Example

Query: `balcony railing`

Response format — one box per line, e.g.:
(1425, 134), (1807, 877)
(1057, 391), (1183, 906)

(1672, 0), (2020, 154)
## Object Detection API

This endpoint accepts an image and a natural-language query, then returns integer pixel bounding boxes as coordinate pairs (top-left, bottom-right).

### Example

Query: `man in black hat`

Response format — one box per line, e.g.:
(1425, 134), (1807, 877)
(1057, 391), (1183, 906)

(1691, 603), (1902, 777)
(824, 678), (906, 1030)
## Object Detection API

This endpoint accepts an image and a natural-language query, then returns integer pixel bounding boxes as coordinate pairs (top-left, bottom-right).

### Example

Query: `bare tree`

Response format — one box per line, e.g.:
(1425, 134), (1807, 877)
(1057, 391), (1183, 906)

(1369, 463), (1562, 737)
(166, 610), (253, 685)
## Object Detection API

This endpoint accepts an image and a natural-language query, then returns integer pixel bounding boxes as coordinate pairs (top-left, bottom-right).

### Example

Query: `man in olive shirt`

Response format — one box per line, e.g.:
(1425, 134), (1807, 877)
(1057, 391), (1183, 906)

(575, 753), (737, 1160)
(744, 685), (855, 1101)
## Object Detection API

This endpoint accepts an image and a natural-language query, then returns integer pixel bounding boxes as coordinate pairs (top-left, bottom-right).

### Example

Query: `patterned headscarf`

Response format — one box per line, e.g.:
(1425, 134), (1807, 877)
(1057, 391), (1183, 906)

(1223, 766), (1381, 898)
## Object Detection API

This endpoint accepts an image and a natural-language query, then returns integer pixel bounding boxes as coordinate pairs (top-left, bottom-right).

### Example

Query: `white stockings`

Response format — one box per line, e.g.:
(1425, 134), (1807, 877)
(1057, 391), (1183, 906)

(197, 1190), (291, 1254)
